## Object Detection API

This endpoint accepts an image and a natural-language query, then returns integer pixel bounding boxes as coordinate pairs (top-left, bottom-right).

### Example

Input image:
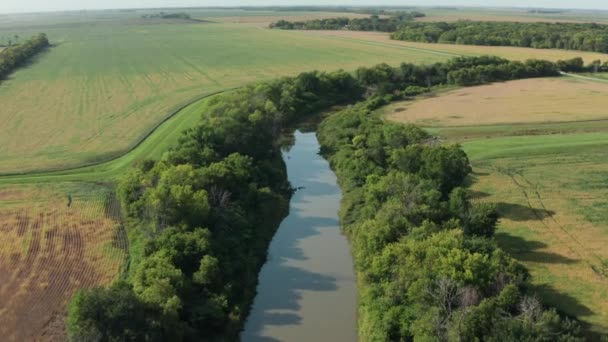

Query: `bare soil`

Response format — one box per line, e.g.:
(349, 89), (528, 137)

(0, 196), (126, 341)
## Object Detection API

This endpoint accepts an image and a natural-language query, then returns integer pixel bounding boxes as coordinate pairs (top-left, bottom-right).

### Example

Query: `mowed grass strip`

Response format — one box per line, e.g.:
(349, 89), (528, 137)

(0, 18), (448, 175)
(382, 76), (608, 334)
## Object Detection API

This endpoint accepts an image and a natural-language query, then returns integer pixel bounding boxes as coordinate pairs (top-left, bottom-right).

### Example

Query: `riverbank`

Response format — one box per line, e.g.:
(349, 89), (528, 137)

(242, 131), (357, 341)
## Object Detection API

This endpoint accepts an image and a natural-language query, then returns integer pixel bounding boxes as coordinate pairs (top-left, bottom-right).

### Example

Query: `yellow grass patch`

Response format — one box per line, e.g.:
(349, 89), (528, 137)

(0, 187), (126, 341)
(384, 78), (608, 127)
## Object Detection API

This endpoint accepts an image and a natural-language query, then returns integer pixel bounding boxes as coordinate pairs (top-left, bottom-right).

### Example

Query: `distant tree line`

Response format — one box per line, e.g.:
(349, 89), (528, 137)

(391, 21), (608, 53)
(355, 55), (560, 91)
(66, 56), (579, 340)
(242, 6), (423, 16)
(556, 56), (608, 73)
(142, 12), (191, 20)
(528, 9), (565, 14)
(0, 33), (49, 80)
(270, 12), (425, 32)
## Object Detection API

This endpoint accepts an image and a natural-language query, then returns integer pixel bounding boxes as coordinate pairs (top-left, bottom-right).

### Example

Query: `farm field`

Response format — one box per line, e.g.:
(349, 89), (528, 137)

(384, 76), (608, 336)
(383, 78), (608, 127)
(0, 183), (126, 341)
(0, 14), (450, 175)
(3, 6), (608, 340)
(4, 10), (608, 175)
(196, 10), (375, 27)
(417, 7), (608, 23)
(298, 30), (608, 63)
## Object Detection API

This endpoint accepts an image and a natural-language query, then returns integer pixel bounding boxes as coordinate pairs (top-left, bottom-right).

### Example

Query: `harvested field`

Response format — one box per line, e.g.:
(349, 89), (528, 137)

(0, 187), (126, 341)
(298, 30), (608, 63)
(384, 78), (608, 127)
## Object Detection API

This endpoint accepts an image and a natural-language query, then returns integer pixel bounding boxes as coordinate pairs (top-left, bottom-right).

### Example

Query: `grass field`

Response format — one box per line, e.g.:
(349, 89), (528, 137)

(385, 76), (608, 336)
(0, 183), (126, 341)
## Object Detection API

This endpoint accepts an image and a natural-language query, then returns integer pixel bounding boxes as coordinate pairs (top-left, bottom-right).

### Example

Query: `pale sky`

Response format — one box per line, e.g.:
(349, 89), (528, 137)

(1, 0), (608, 14)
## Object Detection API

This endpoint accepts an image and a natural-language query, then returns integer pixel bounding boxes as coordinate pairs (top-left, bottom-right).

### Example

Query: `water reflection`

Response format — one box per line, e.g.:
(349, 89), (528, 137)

(241, 131), (357, 342)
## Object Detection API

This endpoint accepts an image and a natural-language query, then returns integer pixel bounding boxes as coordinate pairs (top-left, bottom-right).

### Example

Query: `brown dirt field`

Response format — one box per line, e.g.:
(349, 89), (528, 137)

(383, 78), (608, 127)
(298, 30), (608, 63)
(0, 194), (126, 341)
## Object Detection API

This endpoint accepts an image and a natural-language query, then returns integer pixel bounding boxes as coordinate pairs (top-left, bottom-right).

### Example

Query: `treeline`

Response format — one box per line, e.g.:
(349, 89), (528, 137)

(66, 70), (365, 341)
(557, 56), (608, 73)
(355, 55), (559, 91)
(391, 21), (608, 53)
(67, 56), (573, 340)
(270, 12), (424, 32)
(0, 33), (49, 80)
(317, 98), (582, 341)
(142, 12), (191, 19)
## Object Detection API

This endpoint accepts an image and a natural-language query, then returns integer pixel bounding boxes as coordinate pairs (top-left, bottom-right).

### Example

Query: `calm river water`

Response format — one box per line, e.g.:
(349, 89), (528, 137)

(241, 131), (357, 342)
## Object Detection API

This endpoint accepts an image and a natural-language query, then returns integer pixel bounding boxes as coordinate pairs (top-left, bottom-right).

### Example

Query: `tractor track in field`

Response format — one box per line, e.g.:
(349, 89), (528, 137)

(492, 165), (608, 278)
(0, 198), (127, 341)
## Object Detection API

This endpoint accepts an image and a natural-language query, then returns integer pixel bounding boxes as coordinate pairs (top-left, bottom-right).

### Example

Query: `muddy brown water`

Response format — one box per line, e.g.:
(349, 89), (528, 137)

(241, 130), (358, 342)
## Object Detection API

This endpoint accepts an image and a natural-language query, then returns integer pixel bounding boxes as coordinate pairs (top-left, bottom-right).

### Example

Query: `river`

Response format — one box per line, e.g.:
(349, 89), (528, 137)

(241, 130), (358, 342)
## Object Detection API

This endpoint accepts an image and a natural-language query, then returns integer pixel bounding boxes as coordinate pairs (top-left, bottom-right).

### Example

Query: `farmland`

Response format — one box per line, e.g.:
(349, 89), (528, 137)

(4, 10), (608, 175)
(417, 7), (608, 23)
(0, 183), (126, 341)
(3, 6), (608, 341)
(384, 76), (608, 335)
(0, 13), (450, 174)
(384, 78), (608, 127)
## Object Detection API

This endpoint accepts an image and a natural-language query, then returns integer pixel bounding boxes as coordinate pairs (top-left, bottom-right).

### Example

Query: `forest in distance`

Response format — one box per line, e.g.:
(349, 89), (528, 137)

(66, 56), (585, 341)
(270, 11), (425, 32)
(272, 12), (608, 54)
(392, 21), (608, 53)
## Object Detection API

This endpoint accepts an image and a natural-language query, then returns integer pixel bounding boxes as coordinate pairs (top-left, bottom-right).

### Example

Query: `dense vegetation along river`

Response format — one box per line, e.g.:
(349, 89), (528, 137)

(241, 131), (358, 341)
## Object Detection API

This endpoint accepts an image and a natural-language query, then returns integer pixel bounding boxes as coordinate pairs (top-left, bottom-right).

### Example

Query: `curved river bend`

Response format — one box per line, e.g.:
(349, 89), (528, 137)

(241, 131), (357, 342)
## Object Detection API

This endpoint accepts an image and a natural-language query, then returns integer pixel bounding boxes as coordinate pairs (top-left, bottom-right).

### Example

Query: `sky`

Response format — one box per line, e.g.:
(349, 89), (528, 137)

(1, 0), (608, 14)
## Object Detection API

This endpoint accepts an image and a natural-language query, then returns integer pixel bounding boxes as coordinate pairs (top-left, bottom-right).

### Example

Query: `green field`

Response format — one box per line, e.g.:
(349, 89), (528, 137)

(5, 9), (608, 175)
(385, 76), (608, 336)
(0, 12), (453, 174)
